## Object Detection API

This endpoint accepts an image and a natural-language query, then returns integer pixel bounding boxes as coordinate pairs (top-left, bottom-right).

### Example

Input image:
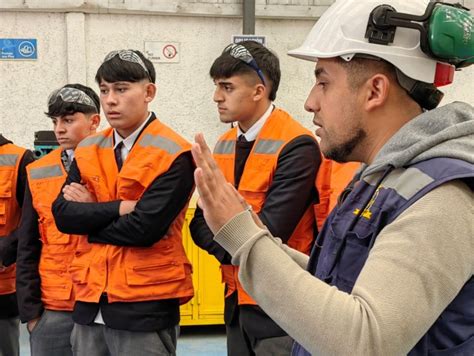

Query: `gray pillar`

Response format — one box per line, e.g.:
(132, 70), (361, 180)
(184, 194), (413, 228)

(66, 12), (87, 83)
(243, 0), (255, 34)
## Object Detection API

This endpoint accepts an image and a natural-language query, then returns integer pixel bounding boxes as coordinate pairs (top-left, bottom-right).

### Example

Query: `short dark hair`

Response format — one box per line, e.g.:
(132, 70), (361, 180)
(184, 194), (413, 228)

(336, 56), (397, 89)
(95, 50), (156, 84)
(210, 41), (281, 101)
(45, 83), (100, 118)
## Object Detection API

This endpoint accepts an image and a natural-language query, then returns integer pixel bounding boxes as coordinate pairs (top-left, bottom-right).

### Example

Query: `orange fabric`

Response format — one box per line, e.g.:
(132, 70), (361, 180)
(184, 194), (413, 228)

(327, 162), (360, 211)
(27, 149), (81, 311)
(0, 143), (27, 295)
(314, 159), (360, 231)
(215, 109), (317, 305)
(70, 119), (194, 304)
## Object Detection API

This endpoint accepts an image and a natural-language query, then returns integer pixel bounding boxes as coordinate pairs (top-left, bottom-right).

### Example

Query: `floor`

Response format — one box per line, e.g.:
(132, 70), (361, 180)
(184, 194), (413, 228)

(19, 323), (227, 355)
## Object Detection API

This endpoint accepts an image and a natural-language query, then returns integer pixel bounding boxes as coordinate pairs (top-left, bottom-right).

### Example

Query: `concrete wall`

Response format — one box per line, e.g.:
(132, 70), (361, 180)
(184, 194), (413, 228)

(0, 0), (473, 149)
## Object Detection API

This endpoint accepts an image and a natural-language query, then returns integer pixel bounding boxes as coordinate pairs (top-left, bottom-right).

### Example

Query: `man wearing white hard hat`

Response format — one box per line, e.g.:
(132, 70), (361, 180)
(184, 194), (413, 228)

(190, 0), (474, 355)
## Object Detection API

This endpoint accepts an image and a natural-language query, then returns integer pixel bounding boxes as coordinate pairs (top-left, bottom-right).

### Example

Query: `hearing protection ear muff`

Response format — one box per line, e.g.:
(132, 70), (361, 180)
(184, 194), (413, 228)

(366, 1), (474, 69)
(365, 1), (473, 109)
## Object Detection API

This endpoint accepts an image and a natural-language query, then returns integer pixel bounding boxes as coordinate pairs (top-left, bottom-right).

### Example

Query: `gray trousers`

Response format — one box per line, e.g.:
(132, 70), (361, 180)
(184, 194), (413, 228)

(226, 320), (294, 356)
(29, 310), (74, 356)
(71, 323), (178, 356)
(0, 316), (19, 356)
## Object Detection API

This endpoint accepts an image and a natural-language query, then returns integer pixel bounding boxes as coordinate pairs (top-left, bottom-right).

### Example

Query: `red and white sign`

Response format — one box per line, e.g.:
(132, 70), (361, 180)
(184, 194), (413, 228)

(144, 41), (180, 63)
(162, 44), (177, 59)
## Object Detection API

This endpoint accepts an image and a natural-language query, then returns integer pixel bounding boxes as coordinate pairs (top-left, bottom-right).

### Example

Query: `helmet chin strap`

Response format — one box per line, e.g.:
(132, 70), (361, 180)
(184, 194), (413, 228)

(395, 69), (444, 110)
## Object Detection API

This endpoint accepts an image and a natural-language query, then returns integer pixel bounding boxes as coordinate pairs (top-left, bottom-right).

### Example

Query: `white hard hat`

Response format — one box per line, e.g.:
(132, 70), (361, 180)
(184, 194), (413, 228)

(288, 0), (436, 84)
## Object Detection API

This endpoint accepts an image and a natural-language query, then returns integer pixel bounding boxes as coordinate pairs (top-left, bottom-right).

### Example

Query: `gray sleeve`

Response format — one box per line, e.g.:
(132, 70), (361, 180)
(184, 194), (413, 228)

(214, 180), (473, 355)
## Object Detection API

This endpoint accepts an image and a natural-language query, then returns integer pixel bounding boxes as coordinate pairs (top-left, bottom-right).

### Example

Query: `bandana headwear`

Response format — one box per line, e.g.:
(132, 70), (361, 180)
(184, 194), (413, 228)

(223, 44), (266, 85)
(103, 50), (152, 81)
(48, 87), (98, 112)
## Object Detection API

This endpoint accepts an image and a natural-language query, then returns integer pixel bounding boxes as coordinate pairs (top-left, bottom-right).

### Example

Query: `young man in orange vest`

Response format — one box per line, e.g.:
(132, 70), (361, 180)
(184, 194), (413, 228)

(0, 134), (34, 355)
(12, 84), (100, 356)
(190, 41), (321, 355)
(52, 50), (194, 356)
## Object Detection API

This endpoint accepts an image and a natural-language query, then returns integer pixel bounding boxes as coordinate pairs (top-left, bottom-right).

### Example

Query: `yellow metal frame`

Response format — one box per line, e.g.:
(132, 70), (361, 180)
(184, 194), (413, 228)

(180, 208), (225, 326)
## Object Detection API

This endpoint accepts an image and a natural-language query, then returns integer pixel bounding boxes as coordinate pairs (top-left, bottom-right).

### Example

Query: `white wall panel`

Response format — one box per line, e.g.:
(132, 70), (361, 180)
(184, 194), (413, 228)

(0, 1), (472, 149)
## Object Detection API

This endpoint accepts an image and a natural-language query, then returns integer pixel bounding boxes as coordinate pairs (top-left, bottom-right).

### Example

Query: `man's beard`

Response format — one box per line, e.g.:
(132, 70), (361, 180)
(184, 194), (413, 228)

(324, 128), (366, 163)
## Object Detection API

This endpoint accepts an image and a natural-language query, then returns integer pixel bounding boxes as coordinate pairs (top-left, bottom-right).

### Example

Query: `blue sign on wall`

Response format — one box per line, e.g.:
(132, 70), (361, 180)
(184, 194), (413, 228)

(0, 39), (37, 60)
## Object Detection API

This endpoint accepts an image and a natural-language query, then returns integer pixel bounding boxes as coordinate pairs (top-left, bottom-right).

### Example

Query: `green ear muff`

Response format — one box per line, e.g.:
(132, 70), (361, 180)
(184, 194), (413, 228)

(428, 4), (474, 67)
(366, 2), (474, 68)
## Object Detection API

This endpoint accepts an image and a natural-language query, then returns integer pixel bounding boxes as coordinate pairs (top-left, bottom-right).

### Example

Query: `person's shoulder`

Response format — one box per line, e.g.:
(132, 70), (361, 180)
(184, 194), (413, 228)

(146, 117), (192, 152)
(28, 148), (62, 169)
(270, 107), (316, 139)
(77, 128), (113, 149)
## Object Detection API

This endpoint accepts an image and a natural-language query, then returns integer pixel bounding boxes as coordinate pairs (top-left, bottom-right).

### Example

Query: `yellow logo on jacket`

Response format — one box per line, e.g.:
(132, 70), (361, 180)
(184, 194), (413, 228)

(353, 186), (382, 220)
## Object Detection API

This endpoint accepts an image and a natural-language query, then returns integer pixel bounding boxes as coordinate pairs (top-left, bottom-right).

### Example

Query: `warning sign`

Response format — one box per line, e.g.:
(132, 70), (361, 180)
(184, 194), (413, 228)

(162, 44), (177, 59)
(144, 41), (180, 63)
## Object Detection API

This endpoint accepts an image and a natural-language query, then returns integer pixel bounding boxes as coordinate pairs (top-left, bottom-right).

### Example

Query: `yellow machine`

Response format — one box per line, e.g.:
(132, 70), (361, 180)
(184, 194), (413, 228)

(180, 200), (225, 326)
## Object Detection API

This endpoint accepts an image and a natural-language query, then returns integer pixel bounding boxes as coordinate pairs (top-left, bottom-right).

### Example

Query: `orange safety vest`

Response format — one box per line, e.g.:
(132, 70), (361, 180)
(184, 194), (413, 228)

(214, 109), (317, 305)
(70, 118), (194, 304)
(27, 149), (81, 311)
(0, 143), (27, 295)
(314, 159), (360, 231)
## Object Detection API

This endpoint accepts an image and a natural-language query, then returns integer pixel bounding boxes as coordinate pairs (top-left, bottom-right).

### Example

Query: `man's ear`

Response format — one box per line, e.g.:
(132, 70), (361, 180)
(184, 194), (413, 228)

(89, 113), (101, 131)
(145, 83), (157, 103)
(363, 74), (390, 112)
(253, 83), (267, 102)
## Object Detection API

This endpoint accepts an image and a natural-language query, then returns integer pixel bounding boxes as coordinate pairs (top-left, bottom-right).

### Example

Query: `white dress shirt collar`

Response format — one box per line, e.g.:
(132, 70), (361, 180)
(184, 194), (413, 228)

(113, 112), (152, 151)
(237, 104), (274, 142)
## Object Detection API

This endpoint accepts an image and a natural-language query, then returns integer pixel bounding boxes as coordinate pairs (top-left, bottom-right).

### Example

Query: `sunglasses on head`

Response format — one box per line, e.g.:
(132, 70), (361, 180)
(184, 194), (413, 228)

(48, 87), (98, 112)
(103, 50), (152, 81)
(223, 44), (266, 86)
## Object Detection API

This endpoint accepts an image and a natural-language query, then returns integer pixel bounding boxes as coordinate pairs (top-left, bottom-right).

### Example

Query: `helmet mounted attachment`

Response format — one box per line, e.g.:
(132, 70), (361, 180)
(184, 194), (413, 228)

(365, 1), (473, 109)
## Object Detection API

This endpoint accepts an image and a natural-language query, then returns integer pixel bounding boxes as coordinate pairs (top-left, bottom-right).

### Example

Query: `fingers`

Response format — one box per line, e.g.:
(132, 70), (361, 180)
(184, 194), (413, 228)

(194, 167), (213, 210)
(63, 184), (83, 202)
(195, 133), (212, 156)
(192, 133), (227, 188)
(192, 135), (213, 175)
(69, 182), (88, 192)
(62, 183), (94, 202)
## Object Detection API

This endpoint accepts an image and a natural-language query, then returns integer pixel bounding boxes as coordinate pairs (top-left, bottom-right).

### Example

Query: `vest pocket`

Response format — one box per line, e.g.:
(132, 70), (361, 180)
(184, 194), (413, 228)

(335, 230), (374, 293)
(40, 274), (73, 301)
(239, 168), (272, 193)
(68, 264), (89, 284)
(68, 254), (90, 285)
(0, 170), (13, 225)
(125, 262), (187, 286)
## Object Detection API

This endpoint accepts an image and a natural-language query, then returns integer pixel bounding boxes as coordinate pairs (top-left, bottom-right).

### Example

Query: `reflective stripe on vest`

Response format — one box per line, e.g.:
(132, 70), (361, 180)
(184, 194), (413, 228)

(71, 117), (194, 304)
(0, 154), (19, 166)
(215, 108), (317, 306)
(363, 166), (434, 200)
(138, 133), (182, 154)
(27, 149), (78, 311)
(293, 157), (474, 356)
(78, 135), (112, 148)
(253, 139), (285, 154)
(214, 140), (235, 155)
(29, 164), (63, 180)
